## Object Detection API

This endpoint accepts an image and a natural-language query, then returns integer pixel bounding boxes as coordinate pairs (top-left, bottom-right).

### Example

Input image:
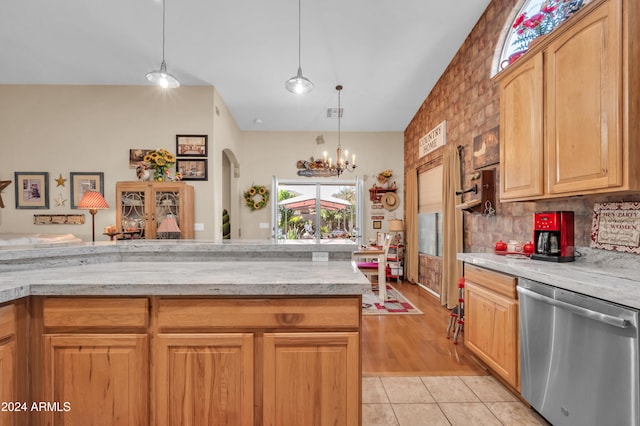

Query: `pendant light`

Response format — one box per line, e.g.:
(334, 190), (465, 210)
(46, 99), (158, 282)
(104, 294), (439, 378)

(285, 0), (313, 94)
(146, 0), (180, 89)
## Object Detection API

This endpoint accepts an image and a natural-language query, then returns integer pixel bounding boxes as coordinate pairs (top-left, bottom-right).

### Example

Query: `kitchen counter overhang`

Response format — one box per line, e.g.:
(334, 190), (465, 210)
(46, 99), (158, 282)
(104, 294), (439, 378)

(0, 240), (370, 303)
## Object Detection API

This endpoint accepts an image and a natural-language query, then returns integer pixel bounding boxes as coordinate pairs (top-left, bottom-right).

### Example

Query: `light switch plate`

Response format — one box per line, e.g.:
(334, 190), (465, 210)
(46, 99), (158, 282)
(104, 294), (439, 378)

(194, 223), (204, 231)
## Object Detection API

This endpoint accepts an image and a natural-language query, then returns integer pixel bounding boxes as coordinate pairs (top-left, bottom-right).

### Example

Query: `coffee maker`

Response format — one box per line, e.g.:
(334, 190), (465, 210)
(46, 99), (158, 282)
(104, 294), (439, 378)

(531, 211), (575, 262)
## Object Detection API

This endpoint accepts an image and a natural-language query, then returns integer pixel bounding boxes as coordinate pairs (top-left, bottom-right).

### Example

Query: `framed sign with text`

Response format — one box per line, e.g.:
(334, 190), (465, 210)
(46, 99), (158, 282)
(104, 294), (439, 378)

(590, 202), (640, 254)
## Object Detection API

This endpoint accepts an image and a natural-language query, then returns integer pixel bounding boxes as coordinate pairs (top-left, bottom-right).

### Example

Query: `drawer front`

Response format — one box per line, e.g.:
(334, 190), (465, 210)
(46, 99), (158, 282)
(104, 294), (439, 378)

(0, 304), (16, 340)
(43, 297), (149, 330)
(157, 297), (361, 332)
(464, 264), (517, 299)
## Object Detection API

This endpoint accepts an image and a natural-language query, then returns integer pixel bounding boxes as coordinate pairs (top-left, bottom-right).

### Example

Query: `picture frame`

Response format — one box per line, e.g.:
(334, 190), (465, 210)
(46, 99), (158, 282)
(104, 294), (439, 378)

(70, 172), (104, 209)
(176, 135), (208, 157)
(15, 172), (49, 209)
(129, 149), (152, 168)
(472, 125), (500, 170)
(373, 220), (382, 229)
(177, 159), (208, 181)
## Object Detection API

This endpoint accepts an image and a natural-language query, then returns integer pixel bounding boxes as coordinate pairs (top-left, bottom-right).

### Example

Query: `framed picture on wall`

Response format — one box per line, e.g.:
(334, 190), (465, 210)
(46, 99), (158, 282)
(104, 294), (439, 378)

(472, 126), (500, 170)
(176, 135), (208, 157)
(70, 172), (104, 209)
(14, 172), (49, 209)
(373, 220), (382, 229)
(177, 159), (208, 181)
(129, 149), (152, 168)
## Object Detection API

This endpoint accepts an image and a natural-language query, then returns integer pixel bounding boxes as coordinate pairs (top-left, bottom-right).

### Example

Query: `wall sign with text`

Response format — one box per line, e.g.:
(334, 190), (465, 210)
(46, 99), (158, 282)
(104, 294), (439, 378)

(419, 120), (446, 159)
(590, 202), (640, 254)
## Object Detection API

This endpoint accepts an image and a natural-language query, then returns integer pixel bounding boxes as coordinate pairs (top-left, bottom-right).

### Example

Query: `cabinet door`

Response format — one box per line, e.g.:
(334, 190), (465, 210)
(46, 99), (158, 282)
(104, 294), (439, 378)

(154, 333), (254, 426)
(151, 183), (194, 239)
(263, 332), (360, 426)
(464, 282), (519, 389)
(546, 0), (621, 194)
(116, 183), (150, 238)
(42, 334), (148, 426)
(0, 304), (17, 426)
(0, 339), (16, 426)
(499, 53), (544, 200)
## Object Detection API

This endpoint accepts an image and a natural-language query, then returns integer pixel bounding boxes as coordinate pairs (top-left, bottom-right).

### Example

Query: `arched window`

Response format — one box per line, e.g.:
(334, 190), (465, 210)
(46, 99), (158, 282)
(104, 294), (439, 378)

(499, 0), (588, 70)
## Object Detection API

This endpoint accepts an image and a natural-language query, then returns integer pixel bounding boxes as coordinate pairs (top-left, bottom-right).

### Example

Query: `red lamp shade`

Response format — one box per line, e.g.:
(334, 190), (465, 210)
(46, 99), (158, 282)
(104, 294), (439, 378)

(77, 191), (109, 242)
(77, 191), (109, 211)
(157, 216), (181, 233)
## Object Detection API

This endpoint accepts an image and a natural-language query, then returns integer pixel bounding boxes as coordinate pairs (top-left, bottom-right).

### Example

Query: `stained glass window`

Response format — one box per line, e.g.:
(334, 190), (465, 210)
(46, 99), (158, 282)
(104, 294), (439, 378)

(499, 0), (589, 70)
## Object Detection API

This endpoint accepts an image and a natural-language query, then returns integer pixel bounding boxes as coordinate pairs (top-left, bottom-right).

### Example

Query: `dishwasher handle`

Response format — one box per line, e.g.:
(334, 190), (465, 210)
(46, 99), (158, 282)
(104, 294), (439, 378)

(517, 286), (631, 329)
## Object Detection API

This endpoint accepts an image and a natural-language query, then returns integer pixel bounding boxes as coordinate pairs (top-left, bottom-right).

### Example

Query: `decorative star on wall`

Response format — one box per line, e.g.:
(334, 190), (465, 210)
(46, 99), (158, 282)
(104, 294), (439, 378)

(0, 180), (11, 208)
(55, 174), (67, 187)
(55, 193), (67, 207)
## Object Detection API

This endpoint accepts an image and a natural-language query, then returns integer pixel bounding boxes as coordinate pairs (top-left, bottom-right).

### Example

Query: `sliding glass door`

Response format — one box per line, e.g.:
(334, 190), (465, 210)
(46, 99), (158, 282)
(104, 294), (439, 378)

(272, 177), (362, 244)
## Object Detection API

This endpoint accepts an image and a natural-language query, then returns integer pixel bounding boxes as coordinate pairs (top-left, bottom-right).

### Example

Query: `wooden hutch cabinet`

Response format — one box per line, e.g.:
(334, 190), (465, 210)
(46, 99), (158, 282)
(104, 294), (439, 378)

(116, 181), (194, 239)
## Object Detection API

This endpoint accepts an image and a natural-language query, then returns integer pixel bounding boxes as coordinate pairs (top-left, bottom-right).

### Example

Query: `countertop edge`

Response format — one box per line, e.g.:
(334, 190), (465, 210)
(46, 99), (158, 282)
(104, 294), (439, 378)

(457, 253), (640, 310)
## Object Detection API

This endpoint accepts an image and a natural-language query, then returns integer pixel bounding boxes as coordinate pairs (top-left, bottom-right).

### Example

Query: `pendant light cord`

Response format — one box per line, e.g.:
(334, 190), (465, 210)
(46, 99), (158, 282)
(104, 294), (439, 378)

(297, 0), (302, 68)
(162, 0), (167, 64)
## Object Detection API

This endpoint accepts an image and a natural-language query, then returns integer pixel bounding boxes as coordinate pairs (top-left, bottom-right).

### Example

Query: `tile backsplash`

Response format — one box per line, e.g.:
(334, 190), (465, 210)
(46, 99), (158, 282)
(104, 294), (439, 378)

(465, 193), (640, 253)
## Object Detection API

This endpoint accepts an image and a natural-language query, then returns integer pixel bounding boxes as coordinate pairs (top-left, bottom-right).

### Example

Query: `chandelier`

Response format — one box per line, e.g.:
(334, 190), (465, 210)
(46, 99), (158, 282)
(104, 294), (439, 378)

(321, 85), (356, 177)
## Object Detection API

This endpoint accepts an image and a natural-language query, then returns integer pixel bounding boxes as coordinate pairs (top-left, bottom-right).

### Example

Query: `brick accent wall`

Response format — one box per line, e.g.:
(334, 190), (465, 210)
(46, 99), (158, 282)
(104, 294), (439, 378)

(404, 0), (640, 295)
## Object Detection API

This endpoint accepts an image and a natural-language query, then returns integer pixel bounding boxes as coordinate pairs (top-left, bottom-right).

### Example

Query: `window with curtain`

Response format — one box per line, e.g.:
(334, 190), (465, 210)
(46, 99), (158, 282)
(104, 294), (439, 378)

(418, 165), (443, 256)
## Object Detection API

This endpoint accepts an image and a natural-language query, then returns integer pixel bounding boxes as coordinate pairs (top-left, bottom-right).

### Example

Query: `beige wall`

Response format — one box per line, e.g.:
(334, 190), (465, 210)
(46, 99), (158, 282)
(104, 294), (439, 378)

(240, 131), (404, 242)
(0, 85), (222, 241)
(0, 85), (401, 244)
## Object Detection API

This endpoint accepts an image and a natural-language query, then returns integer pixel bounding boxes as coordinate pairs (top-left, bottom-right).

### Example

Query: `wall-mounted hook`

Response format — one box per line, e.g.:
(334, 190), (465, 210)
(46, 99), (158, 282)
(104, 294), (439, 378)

(455, 184), (478, 196)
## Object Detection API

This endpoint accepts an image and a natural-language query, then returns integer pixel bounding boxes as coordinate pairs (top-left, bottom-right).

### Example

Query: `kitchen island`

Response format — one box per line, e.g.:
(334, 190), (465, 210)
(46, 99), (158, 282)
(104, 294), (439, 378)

(0, 240), (369, 426)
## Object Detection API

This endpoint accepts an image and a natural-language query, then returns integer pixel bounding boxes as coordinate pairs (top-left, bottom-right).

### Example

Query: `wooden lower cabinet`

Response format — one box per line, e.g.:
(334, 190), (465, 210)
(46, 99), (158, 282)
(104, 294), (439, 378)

(153, 333), (254, 426)
(463, 265), (519, 390)
(42, 334), (149, 425)
(263, 332), (360, 426)
(31, 295), (362, 425)
(0, 304), (17, 426)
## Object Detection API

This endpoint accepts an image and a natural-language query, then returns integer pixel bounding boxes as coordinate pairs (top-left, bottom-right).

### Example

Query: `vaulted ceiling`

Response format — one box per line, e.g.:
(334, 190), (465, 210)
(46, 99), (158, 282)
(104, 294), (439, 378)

(0, 0), (491, 131)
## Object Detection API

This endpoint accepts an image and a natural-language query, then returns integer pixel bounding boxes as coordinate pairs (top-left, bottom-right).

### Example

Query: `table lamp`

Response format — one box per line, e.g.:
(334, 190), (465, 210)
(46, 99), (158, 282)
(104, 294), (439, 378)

(77, 191), (110, 242)
(389, 219), (404, 245)
(157, 215), (181, 239)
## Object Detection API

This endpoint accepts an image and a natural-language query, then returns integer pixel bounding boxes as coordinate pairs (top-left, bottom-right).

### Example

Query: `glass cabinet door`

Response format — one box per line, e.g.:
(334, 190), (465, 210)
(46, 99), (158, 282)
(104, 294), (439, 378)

(119, 190), (147, 238)
(154, 190), (182, 239)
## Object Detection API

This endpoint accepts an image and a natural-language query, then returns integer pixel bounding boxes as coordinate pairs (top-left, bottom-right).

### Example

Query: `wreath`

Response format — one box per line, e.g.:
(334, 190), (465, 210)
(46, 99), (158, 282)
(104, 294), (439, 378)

(244, 185), (269, 210)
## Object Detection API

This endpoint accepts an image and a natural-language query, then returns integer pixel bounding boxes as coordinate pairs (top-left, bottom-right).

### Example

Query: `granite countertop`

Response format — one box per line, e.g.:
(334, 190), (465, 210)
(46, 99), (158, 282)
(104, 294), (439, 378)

(458, 248), (640, 309)
(0, 241), (370, 303)
(0, 260), (370, 303)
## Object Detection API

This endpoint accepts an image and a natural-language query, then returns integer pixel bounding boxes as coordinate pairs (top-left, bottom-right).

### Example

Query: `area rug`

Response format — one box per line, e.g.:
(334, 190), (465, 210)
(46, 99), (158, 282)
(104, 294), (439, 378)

(362, 284), (423, 315)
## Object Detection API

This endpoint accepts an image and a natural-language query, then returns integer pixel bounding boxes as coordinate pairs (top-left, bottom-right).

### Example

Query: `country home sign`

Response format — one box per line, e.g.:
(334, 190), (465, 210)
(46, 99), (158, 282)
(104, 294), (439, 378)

(419, 120), (446, 159)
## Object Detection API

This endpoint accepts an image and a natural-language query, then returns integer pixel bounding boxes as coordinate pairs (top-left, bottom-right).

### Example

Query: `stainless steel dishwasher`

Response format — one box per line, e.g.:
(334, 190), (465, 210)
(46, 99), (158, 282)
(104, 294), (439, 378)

(517, 278), (639, 426)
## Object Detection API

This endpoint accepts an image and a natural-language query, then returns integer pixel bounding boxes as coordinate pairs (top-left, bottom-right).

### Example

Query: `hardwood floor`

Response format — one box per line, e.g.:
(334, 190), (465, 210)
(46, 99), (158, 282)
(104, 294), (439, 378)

(361, 280), (488, 377)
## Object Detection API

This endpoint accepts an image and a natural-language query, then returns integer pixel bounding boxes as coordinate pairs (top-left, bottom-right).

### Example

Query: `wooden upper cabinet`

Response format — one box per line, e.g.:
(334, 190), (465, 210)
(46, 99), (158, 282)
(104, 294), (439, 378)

(495, 0), (640, 201)
(546, 0), (621, 194)
(499, 53), (544, 200)
(116, 181), (194, 239)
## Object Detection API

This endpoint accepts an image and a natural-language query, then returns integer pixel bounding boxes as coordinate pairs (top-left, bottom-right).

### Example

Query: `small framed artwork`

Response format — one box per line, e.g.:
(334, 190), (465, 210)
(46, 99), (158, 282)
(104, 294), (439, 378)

(472, 125), (500, 170)
(373, 220), (382, 229)
(129, 149), (152, 168)
(177, 159), (208, 181)
(176, 135), (208, 157)
(70, 172), (104, 209)
(15, 172), (49, 209)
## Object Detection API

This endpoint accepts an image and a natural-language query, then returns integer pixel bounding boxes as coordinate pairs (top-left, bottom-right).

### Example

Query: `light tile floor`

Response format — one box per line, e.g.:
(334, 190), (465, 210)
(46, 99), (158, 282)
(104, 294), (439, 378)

(363, 376), (549, 425)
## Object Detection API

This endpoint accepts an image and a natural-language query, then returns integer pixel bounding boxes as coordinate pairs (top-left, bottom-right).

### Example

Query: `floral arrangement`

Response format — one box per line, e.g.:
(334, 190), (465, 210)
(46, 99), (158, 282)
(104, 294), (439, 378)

(244, 185), (269, 210)
(511, 0), (583, 52)
(143, 148), (177, 181)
